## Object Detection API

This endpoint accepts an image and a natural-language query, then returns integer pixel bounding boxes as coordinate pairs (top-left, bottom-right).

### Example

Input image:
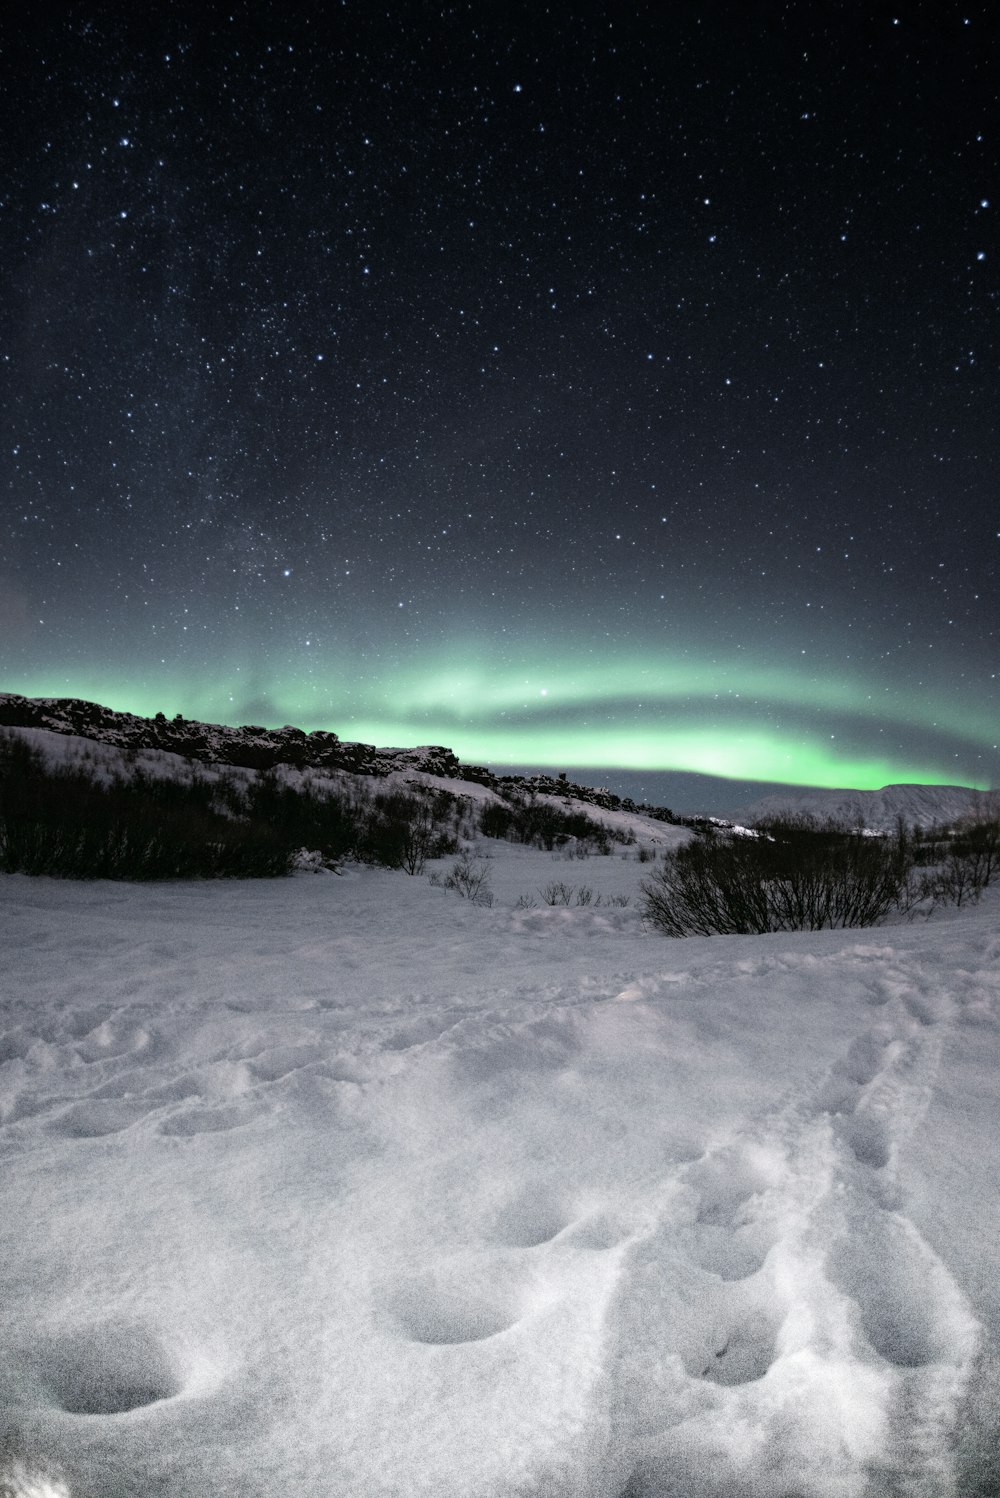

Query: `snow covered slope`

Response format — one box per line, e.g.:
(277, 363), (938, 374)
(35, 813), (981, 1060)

(0, 695), (683, 825)
(5, 694), (986, 834)
(740, 782), (989, 832)
(1, 852), (999, 1497)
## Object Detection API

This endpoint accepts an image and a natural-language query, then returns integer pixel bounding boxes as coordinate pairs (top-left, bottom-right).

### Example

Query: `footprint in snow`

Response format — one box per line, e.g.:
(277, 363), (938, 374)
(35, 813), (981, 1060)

(813, 1029), (895, 1116)
(491, 1185), (569, 1248)
(900, 987), (940, 1027)
(48, 1099), (150, 1139)
(0, 1032), (33, 1066)
(827, 1210), (977, 1373)
(868, 968), (943, 1028)
(491, 1184), (633, 1253)
(158, 1103), (253, 1137)
(677, 1143), (785, 1281)
(17, 1322), (182, 1417)
(836, 1108), (892, 1170)
(74, 1020), (157, 1064)
(818, 1008), (943, 1177)
(244, 1043), (326, 1082)
(690, 1304), (779, 1387)
(380, 1266), (523, 1346)
(839, 1027), (895, 1086)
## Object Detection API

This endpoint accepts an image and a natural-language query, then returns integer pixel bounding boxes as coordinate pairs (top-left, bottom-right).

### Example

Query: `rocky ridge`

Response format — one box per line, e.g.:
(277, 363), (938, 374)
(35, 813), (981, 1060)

(0, 693), (681, 823)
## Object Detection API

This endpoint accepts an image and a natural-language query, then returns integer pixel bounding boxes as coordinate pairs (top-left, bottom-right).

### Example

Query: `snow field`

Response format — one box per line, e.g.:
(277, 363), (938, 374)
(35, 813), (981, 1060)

(1, 845), (999, 1497)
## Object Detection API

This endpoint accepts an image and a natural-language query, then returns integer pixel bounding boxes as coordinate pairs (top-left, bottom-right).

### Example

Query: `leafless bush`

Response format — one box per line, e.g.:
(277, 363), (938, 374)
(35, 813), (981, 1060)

(950, 812), (1000, 891)
(922, 851), (984, 908)
(540, 880), (574, 906)
(445, 854), (494, 906)
(641, 817), (912, 937)
(478, 794), (617, 853)
(904, 811), (1000, 913)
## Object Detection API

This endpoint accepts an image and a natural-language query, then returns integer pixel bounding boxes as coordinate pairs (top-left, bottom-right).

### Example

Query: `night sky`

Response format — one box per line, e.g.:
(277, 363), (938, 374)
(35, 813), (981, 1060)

(2, 3), (997, 799)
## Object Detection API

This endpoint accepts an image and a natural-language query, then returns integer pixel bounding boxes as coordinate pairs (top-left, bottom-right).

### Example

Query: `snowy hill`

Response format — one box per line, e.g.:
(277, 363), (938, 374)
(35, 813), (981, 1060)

(6, 693), (988, 837)
(0, 693), (681, 825)
(739, 781), (990, 832)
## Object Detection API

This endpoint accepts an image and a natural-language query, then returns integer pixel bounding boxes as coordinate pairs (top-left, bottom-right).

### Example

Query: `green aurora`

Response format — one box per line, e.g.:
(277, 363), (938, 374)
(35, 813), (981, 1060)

(9, 646), (994, 791)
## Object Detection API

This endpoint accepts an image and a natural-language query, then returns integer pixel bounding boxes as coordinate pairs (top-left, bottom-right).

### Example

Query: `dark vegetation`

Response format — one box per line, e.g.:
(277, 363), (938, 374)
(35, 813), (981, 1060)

(907, 816), (1000, 907)
(0, 734), (292, 879)
(535, 881), (629, 908)
(2, 694), (686, 825)
(3, 731), (996, 923)
(0, 731), (625, 884)
(640, 811), (1000, 936)
(0, 734), (464, 880)
(436, 852), (494, 906)
(478, 792), (634, 853)
(249, 771), (462, 874)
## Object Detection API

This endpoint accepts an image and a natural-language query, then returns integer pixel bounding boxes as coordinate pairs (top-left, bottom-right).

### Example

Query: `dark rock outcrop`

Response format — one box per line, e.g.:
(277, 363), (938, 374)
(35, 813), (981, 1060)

(0, 693), (679, 823)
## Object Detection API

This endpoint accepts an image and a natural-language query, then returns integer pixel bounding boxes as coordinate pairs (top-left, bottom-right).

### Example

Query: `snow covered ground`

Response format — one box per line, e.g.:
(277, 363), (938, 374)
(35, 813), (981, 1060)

(2, 832), (999, 1497)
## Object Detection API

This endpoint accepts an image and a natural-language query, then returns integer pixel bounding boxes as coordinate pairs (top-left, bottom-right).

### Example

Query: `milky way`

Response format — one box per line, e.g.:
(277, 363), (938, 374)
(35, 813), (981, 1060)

(2, 5), (997, 792)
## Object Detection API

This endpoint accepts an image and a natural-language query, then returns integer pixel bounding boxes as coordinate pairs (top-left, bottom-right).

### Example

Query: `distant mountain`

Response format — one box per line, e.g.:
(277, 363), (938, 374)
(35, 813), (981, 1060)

(738, 783), (991, 832)
(0, 693), (680, 823)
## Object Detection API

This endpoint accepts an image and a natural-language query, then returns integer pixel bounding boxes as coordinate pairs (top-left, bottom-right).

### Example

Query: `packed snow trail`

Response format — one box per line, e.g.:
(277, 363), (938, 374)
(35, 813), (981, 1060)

(607, 945), (982, 1498)
(0, 862), (998, 1497)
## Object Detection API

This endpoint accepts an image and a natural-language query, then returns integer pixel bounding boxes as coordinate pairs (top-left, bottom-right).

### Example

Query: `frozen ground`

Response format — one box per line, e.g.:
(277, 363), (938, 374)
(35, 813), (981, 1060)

(1, 833), (999, 1498)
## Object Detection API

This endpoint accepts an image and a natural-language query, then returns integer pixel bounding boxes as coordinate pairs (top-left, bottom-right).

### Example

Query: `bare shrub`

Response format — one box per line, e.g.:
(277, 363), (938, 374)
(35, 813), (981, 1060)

(445, 854), (494, 906)
(950, 812), (1000, 892)
(641, 817), (912, 937)
(540, 880), (574, 906)
(904, 807), (1000, 913)
(924, 851), (984, 908)
(478, 794), (618, 854)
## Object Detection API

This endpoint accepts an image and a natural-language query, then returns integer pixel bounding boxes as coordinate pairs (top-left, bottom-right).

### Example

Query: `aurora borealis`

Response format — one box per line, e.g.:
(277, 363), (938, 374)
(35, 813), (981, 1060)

(2, 6), (997, 803)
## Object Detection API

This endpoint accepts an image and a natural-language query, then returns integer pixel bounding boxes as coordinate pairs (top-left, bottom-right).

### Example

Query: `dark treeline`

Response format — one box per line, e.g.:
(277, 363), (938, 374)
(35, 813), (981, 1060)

(478, 793), (634, 853)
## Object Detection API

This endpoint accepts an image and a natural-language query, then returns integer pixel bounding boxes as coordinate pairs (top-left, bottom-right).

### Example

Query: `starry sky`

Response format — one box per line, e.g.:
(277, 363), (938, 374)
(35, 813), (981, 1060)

(2, 3), (997, 803)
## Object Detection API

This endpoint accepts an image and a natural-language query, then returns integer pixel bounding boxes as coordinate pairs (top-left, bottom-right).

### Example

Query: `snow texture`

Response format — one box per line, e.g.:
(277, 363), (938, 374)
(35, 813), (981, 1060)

(2, 805), (1000, 1494)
